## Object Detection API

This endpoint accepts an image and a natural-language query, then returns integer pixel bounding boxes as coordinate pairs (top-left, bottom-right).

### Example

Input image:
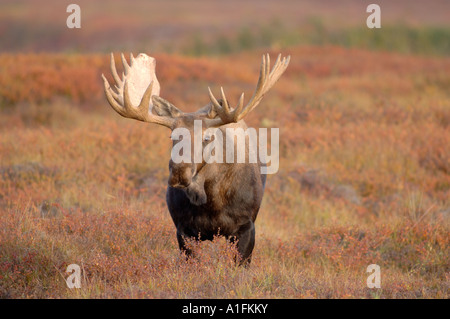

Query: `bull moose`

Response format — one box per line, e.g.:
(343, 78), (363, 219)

(102, 52), (289, 265)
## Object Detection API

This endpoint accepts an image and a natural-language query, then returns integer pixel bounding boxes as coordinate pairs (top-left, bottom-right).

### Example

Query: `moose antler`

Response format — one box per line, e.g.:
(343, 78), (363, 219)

(206, 53), (290, 127)
(101, 53), (175, 128)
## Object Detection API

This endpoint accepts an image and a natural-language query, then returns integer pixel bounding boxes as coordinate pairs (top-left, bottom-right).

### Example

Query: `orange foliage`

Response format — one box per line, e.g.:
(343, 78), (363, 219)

(0, 47), (449, 298)
(0, 53), (254, 106)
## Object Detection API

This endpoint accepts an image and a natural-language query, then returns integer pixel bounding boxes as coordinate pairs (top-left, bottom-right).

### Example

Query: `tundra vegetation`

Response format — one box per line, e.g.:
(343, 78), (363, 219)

(0, 0), (449, 298)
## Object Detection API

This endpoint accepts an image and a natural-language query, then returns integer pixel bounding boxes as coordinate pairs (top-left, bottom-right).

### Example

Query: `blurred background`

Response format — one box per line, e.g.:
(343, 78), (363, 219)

(1, 0), (449, 55)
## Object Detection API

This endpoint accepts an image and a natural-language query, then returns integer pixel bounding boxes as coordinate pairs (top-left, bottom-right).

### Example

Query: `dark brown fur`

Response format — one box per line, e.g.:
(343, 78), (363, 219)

(165, 116), (266, 265)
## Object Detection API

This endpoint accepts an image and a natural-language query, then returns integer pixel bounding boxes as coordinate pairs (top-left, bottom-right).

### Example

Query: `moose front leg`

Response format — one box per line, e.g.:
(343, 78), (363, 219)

(176, 230), (194, 258)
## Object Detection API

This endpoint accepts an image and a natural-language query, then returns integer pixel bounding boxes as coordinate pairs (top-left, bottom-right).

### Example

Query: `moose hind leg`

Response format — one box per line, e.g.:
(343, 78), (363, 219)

(235, 222), (256, 266)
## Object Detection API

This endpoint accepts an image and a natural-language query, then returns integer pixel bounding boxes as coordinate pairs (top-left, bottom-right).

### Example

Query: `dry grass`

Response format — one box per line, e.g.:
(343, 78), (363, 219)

(0, 46), (449, 298)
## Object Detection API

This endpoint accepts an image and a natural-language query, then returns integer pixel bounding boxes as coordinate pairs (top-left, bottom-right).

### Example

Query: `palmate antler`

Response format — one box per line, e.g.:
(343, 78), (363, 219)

(101, 53), (175, 128)
(102, 52), (289, 129)
(205, 53), (290, 127)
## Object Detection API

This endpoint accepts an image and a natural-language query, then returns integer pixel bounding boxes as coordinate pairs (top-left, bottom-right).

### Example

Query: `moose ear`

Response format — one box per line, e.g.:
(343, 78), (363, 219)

(206, 104), (217, 119)
(152, 96), (183, 118)
(192, 102), (218, 119)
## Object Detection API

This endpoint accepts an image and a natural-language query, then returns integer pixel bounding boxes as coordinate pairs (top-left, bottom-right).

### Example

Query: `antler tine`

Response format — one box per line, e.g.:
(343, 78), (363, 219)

(102, 74), (126, 117)
(110, 53), (121, 85)
(220, 87), (231, 113)
(208, 53), (290, 127)
(235, 92), (245, 117)
(121, 53), (130, 75)
(123, 80), (137, 111)
(267, 54), (290, 89)
(139, 79), (154, 110)
(239, 53), (270, 118)
(208, 87), (221, 109)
